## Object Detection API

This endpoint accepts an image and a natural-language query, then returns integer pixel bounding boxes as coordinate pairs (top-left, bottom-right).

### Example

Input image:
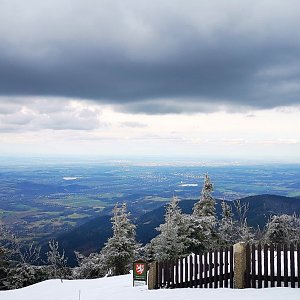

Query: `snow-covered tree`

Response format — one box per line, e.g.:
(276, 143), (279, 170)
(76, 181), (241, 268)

(233, 200), (254, 243)
(0, 246), (8, 290)
(150, 196), (189, 261)
(0, 223), (47, 290)
(190, 174), (219, 251)
(100, 203), (140, 276)
(0, 223), (20, 266)
(0, 222), (41, 266)
(263, 214), (300, 244)
(193, 174), (216, 219)
(2, 241), (44, 290)
(4, 264), (50, 290)
(218, 200), (237, 247)
(0, 223), (10, 288)
(46, 240), (68, 279)
(73, 252), (105, 279)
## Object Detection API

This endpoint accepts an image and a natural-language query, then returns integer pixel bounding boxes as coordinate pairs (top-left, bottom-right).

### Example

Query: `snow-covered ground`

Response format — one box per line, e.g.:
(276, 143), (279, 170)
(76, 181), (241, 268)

(1, 274), (300, 300)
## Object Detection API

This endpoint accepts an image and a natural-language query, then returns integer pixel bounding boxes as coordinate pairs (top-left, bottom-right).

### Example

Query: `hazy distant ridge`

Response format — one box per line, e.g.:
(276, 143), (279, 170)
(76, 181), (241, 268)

(57, 194), (300, 265)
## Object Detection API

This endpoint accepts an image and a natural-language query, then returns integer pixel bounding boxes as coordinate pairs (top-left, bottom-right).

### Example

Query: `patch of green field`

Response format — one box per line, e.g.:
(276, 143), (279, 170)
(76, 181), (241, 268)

(0, 209), (15, 217)
(288, 191), (300, 197)
(38, 195), (108, 208)
(94, 192), (124, 199)
(271, 186), (290, 191)
(41, 211), (62, 216)
(28, 218), (76, 229)
(143, 196), (170, 202)
(67, 213), (90, 219)
(50, 220), (74, 227)
(14, 204), (39, 211)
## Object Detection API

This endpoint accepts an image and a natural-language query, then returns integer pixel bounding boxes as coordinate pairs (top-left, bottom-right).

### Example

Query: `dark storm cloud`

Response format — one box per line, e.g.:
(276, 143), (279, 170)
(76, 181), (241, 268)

(1, 0), (300, 114)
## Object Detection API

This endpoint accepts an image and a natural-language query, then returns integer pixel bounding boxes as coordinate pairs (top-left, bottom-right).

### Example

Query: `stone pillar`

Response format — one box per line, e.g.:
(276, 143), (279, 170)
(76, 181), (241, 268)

(233, 242), (247, 289)
(148, 262), (158, 290)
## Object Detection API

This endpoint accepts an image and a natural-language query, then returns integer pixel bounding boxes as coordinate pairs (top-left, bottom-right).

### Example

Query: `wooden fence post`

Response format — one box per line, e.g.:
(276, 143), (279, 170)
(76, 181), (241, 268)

(148, 262), (158, 290)
(233, 242), (247, 289)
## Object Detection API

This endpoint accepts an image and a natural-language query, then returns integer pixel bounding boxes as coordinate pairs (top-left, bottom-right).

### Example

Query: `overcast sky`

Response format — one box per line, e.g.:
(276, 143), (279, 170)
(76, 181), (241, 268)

(0, 0), (300, 161)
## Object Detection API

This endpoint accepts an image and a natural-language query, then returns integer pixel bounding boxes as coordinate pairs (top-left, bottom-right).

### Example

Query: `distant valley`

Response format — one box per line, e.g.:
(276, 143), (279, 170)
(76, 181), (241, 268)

(0, 161), (300, 255)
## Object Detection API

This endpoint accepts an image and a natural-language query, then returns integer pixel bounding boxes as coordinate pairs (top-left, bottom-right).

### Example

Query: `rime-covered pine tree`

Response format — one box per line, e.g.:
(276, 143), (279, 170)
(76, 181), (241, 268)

(190, 174), (218, 251)
(150, 196), (188, 261)
(100, 203), (139, 276)
(263, 214), (300, 244)
(73, 251), (105, 279)
(193, 174), (216, 219)
(218, 200), (237, 246)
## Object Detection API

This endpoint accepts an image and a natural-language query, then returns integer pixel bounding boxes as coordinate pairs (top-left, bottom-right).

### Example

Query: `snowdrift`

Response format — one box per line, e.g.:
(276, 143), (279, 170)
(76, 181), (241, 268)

(1, 274), (300, 300)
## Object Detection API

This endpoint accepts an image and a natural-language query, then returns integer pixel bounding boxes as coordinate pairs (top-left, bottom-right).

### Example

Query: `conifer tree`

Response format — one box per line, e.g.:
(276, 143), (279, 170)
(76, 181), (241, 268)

(100, 203), (139, 276)
(263, 214), (300, 244)
(218, 200), (237, 247)
(190, 174), (218, 251)
(150, 196), (188, 261)
(74, 251), (105, 279)
(193, 174), (216, 219)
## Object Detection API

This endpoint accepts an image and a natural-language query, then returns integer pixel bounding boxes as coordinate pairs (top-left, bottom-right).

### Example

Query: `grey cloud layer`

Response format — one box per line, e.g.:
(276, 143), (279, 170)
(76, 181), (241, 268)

(0, 98), (102, 132)
(1, 0), (300, 113)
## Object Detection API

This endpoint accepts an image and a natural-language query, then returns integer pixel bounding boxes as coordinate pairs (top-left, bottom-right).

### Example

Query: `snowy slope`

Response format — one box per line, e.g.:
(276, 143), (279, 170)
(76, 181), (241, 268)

(0, 274), (299, 300)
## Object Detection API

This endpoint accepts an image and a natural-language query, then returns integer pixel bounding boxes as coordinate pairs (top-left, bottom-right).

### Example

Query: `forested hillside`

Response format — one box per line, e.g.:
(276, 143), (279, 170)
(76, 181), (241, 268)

(56, 194), (300, 265)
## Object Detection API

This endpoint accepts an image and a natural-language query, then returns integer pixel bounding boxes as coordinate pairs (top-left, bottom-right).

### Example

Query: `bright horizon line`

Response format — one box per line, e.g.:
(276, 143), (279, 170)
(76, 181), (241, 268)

(0, 154), (299, 166)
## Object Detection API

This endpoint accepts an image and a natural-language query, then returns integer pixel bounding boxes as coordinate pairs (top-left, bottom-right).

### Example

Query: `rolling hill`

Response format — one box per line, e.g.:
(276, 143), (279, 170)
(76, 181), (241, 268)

(56, 194), (300, 265)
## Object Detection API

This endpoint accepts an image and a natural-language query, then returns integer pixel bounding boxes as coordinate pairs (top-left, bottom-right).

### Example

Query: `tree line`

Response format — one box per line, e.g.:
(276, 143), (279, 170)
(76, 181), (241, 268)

(1, 174), (300, 289)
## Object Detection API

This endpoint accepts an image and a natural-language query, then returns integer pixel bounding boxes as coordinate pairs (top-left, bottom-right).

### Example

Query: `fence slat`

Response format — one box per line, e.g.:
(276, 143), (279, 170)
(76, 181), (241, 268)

(162, 261), (165, 288)
(224, 247), (228, 288)
(199, 253), (203, 288)
(166, 261), (171, 288)
(194, 254), (198, 288)
(290, 243), (295, 288)
(257, 244), (262, 288)
(162, 261), (166, 287)
(270, 244), (275, 287)
(209, 251), (213, 288)
(219, 248), (224, 288)
(168, 261), (173, 288)
(283, 244), (288, 287)
(189, 255), (193, 288)
(251, 244), (256, 288)
(204, 252), (208, 288)
(264, 244), (269, 288)
(277, 244), (281, 287)
(213, 250), (218, 288)
(175, 258), (179, 288)
(229, 245), (234, 288)
(170, 260), (175, 288)
(180, 257), (184, 288)
(184, 256), (189, 288)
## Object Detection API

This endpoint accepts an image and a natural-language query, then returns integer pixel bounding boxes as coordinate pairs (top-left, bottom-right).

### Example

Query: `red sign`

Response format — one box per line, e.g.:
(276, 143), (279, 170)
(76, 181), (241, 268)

(133, 260), (147, 285)
(135, 263), (145, 275)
